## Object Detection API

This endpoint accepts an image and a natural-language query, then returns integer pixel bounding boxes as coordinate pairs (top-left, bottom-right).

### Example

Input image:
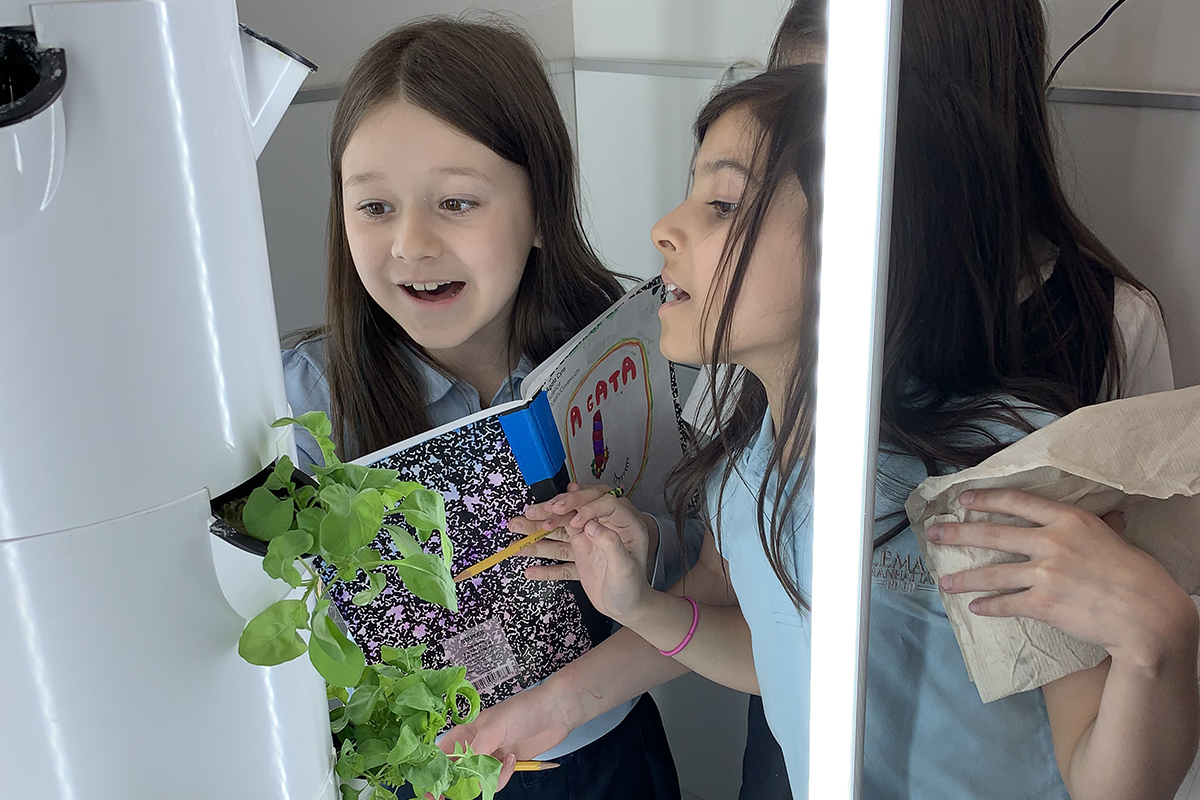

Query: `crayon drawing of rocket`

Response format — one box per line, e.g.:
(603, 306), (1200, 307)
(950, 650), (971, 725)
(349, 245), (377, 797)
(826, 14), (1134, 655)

(590, 409), (609, 478)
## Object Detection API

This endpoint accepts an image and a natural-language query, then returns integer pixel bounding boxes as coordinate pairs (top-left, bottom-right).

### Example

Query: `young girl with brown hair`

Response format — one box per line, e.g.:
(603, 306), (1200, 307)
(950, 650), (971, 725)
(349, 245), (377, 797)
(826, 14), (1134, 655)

(281, 17), (685, 800)
(704, 2), (1179, 795)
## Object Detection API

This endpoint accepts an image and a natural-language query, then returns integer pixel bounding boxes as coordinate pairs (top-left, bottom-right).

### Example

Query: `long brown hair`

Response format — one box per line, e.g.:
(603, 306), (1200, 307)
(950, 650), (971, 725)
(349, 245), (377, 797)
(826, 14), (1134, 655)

(669, 67), (827, 611)
(772, 0), (1149, 414)
(672, 1), (1159, 610)
(315, 17), (623, 459)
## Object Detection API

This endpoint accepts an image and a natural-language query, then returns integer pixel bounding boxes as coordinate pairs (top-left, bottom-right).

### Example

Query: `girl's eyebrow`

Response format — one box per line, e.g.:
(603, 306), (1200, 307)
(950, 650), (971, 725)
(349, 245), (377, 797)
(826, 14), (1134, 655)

(697, 158), (750, 178)
(435, 165), (494, 185)
(343, 171), (384, 189)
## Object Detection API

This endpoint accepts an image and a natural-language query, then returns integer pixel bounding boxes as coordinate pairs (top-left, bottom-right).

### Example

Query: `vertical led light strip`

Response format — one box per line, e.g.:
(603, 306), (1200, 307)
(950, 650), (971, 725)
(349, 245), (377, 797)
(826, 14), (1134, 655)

(808, 0), (904, 798)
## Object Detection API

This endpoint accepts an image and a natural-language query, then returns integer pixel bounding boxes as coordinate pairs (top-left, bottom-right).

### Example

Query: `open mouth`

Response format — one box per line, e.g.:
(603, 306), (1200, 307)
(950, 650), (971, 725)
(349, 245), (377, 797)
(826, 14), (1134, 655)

(664, 282), (691, 304)
(401, 281), (466, 302)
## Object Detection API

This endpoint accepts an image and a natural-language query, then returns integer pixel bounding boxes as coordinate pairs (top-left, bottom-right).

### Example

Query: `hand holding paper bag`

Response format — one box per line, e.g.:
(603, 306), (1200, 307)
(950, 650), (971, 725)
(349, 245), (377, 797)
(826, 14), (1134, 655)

(906, 386), (1200, 703)
(927, 489), (1193, 680)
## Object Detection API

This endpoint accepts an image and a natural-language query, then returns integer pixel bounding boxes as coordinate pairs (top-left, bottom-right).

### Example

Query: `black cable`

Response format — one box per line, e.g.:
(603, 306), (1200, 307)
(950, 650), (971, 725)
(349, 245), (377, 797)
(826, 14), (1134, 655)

(1046, 0), (1133, 88)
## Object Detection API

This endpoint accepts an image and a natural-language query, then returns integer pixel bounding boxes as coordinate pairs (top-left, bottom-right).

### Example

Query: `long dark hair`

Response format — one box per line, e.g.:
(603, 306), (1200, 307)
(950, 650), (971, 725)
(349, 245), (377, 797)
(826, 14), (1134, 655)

(672, 1), (1158, 610)
(314, 17), (623, 459)
(668, 67), (827, 611)
(772, 0), (1148, 416)
(881, 0), (1146, 469)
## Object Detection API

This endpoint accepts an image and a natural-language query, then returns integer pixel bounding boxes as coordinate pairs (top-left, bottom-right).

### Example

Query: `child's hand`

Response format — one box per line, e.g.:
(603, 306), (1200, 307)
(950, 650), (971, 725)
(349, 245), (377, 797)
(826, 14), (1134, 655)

(436, 681), (575, 793)
(511, 483), (659, 583)
(516, 484), (654, 624)
(928, 488), (1197, 669)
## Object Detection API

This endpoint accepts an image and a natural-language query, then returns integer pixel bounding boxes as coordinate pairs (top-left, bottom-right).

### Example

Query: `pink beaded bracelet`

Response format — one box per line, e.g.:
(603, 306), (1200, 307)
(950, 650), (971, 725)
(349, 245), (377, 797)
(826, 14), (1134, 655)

(659, 595), (699, 657)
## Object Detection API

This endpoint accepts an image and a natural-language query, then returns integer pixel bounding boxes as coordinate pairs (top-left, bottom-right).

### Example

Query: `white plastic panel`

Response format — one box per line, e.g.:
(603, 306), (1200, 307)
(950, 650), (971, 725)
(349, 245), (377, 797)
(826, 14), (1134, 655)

(0, 0), (294, 541)
(0, 489), (335, 799)
(241, 29), (316, 159)
(0, 95), (64, 234)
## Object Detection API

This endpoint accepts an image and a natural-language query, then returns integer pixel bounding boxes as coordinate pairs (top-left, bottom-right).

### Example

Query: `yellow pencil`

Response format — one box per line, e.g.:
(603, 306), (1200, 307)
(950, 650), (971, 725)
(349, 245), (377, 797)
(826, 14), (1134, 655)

(513, 761), (560, 772)
(453, 526), (560, 583)
(452, 488), (624, 583)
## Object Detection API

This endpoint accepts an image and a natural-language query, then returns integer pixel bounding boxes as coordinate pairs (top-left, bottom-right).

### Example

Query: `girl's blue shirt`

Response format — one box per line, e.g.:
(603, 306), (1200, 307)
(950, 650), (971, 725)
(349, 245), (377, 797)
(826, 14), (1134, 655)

(281, 337), (531, 470)
(710, 406), (1071, 799)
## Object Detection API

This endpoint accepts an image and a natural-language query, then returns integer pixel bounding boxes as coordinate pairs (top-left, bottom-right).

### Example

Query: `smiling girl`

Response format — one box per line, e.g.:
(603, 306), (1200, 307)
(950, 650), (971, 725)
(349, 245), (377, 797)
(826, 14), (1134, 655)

(281, 18), (683, 800)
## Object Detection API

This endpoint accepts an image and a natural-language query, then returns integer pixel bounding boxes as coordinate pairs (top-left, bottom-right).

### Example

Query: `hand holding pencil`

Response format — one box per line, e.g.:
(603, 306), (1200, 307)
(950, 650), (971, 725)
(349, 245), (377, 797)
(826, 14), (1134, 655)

(454, 485), (625, 583)
(510, 483), (657, 584)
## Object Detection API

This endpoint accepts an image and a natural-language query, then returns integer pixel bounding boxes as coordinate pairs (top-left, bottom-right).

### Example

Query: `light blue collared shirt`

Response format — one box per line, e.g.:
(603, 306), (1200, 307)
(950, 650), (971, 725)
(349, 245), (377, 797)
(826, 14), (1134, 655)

(711, 405), (1070, 799)
(281, 336), (698, 759)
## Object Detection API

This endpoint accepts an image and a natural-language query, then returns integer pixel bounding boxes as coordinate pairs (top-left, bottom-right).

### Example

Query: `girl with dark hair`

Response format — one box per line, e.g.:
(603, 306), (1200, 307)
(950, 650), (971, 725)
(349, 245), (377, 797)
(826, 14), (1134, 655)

(676, 2), (1178, 795)
(444, 63), (1196, 800)
(280, 17), (684, 800)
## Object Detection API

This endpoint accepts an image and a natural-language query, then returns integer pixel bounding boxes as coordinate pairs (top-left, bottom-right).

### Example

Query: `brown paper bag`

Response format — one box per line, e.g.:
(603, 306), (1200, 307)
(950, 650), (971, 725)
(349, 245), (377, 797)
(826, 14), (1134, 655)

(905, 387), (1200, 703)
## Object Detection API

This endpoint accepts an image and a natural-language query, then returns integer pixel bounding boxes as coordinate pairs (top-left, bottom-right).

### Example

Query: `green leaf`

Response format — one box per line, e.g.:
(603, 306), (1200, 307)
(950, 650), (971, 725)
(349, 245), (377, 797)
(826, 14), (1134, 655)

(274, 411), (332, 440)
(358, 737), (392, 770)
(274, 412), (338, 467)
(389, 681), (442, 714)
(328, 684), (350, 705)
(380, 644), (427, 672)
(309, 599), (345, 653)
(352, 571), (387, 607)
(360, 466), (402, 491)
(243, 486), (295, 542)
(423, 666), (467, 699)
(338, 463), (373, 491)
(386, 726), (422, 766)
(338, 783), (361, 800)
(349, 545), (381, 568)
(296, 506), (322, 537)
(373, 664), (406, 684)
(308, 600), (365, 687)
(319, 482), (353, 517)
(383, 524), (422, 559)
(237, 599), (309, 665)
(380, 482), (425, 510)
(294, 484), (318, 509)
(263, 454), (296, 492)
(319, 486), (386, 558)
(386, 481), (426, 499)
(447, 752), (502, 800)
(262, 529), (314, 588)
(330, 705), (349, 734)
(316, 436), (339, 470)
(405, 749), (453, 800)
(439, 528), (455, 572)
(397, 489), (446, 542)
(346, 683), (383, 725)
(449, 680), (481, 725)
(336, 739), (366, 781)
(371, 786), (398, 800)
(394, 552), (458, 613)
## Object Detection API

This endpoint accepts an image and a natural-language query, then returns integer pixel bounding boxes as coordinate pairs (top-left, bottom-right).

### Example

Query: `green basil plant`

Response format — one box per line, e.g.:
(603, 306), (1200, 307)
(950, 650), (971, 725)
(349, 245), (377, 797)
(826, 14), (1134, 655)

(234, 412), (500, 800)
